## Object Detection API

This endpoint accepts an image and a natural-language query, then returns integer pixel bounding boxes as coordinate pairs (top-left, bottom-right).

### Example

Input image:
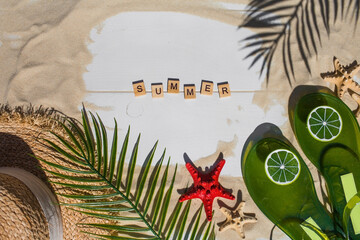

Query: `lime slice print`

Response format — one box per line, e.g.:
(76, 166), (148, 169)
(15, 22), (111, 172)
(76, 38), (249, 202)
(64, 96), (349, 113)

(265, 149), (301, 185)
(307, 106), (342, 142)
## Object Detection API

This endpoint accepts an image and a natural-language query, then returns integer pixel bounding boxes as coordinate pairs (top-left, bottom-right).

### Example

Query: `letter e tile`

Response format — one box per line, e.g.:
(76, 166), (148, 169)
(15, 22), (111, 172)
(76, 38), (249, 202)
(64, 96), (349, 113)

(200, 80), (214, 96)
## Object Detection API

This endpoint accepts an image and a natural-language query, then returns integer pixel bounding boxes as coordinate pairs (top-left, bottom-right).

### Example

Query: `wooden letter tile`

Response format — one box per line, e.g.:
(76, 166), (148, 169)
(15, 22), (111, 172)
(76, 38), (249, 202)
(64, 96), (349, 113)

(200, 80), (214, 95)
(132, 80), (146, 97)
(151, 83), (164, 98)
(217, 82), (231, 98)
(184, 84), (196, 99)
(167, 78), (180, 94)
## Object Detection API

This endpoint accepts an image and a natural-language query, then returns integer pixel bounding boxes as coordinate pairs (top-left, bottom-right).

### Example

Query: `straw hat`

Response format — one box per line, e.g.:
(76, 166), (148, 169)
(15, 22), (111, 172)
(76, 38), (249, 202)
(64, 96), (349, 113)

(0, 105), (100, 240)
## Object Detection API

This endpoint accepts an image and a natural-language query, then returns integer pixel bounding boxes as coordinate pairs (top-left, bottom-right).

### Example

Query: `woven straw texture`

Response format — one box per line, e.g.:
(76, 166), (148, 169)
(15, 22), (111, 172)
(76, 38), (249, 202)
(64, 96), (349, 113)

(0, 173), (49, 240)
(0, 105), (104, 240)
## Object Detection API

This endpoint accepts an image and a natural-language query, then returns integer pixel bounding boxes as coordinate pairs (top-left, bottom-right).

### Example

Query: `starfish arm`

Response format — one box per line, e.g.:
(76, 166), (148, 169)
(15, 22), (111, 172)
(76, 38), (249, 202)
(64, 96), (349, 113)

(219, 220), (233, 232)
(320, 71), (336, 79)
(236, 225), (245, 239)
(217, 188), (235, 200)
(349, 64), (360, 78)
(343, 59), (359, 73)
(220, 207), (232, 219)
(243, 217), (258, 224)
(237, 201), (246, 213)
(344, 60), (358, 69)
(338, 83), (349, 98)
(320, 71), (345, 97)
(185, 162), (200, 184)
(320, 73), (343, 84)
(210, 159), (225, 181)
(179, 187), (198, 202)
(347, 79), (360, 93)
(203, 197), (214, 221)
(351, 93), (360, 117)
(351, 92), (360, 104)
(333, 56), (341, 70)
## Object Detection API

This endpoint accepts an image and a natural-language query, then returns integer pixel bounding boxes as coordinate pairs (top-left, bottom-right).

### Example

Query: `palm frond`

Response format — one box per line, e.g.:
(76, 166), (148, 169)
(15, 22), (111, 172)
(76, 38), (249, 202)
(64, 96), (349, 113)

(38, 107), (214, 239)
(240, 0), (358, 86)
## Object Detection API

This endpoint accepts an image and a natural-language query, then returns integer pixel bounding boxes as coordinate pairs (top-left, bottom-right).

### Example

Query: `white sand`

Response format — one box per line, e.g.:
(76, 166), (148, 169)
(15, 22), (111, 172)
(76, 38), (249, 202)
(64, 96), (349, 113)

(82, 11), (287, 177)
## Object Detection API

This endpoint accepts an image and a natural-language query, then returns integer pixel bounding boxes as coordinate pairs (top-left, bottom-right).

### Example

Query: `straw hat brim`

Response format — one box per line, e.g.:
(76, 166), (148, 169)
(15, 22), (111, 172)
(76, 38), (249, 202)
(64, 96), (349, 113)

(0, 173), (49, 239)
(0, 105), (104, 240)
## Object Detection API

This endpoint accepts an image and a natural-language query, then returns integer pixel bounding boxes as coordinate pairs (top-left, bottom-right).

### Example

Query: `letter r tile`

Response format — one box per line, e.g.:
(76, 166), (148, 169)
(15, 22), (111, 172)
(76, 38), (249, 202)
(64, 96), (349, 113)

(217, 82), (231, 98)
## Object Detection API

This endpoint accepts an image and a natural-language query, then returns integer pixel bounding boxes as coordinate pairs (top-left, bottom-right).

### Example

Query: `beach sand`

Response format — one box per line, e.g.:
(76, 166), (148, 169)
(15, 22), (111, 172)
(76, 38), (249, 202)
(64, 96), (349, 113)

(1, 0), (360, 239)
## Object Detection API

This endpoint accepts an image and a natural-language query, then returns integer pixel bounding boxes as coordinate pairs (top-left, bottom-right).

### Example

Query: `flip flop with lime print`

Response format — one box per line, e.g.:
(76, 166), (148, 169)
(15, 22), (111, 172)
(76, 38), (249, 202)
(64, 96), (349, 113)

(292, 92), (360, 239)
(242, 137), (341, 240)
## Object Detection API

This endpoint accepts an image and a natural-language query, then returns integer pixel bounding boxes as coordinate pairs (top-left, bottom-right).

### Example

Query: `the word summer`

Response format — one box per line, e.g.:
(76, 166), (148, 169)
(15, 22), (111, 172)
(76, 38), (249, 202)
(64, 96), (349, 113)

(132, 79), (231, 99)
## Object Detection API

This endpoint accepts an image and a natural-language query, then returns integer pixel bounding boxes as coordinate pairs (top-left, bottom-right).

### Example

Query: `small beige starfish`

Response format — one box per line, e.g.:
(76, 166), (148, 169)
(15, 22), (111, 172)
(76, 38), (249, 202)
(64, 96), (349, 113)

(219, 202), (257, 239)
(320, 56), (360, 117)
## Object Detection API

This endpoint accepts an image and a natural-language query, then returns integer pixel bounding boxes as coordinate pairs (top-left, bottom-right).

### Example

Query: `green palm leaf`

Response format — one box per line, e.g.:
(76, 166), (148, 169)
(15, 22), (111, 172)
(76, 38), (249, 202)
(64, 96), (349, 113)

(240, 0), (359, 85)
(39, 107), (214, 239)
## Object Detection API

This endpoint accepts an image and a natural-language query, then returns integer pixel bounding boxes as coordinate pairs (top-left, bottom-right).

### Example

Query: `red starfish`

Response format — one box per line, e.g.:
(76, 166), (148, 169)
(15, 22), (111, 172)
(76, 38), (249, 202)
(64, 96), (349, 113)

(179, 159), (235, 221)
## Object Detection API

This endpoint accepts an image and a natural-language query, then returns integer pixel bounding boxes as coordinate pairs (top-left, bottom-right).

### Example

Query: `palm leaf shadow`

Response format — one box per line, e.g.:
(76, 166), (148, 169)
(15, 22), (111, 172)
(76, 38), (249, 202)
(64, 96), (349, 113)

(240, 0), (358, 86)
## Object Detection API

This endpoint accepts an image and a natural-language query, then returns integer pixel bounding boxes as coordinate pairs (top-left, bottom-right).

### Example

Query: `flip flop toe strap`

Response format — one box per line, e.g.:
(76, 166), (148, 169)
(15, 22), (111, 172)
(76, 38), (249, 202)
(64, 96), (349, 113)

(301, 218), (344, 240)
(301, 218), (330, 240)
(342, 190), (360, 240)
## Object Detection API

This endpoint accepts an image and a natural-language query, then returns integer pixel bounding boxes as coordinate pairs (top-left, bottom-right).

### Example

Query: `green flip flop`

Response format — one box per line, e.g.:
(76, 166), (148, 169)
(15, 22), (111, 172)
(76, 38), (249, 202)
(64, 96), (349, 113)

(242, 137), (341, 240)
(291, 92), (360, 239)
